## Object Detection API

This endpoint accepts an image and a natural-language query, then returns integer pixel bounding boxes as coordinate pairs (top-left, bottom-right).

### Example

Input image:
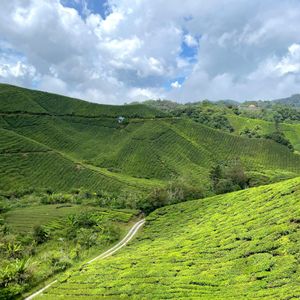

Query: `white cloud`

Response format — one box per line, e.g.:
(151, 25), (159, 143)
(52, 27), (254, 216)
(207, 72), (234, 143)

(276, 44), (300, 75)
(0, 0), (300, 103)
(171, 81), (181, 89)
(184, 34), (198, 47)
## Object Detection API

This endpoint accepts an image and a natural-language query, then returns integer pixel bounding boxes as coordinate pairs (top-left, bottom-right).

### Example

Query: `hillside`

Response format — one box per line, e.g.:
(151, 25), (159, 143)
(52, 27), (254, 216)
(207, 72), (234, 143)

(273, 94), (300, 108)
(0, 84), (164, 118)
(1, 84), (300, 197)
(228, 115), (300, 153)
(39, 177), (300, 300)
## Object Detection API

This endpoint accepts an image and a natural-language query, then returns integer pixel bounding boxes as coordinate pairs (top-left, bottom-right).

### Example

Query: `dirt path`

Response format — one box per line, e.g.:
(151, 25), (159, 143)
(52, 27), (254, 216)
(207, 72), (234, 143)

(24, 219), (145, 300)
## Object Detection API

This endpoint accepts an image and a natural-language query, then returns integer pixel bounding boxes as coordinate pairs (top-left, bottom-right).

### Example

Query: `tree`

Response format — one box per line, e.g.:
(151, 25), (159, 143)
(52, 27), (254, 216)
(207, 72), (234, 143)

(210, 160), (249, 194)
(209, 164), (222, 189)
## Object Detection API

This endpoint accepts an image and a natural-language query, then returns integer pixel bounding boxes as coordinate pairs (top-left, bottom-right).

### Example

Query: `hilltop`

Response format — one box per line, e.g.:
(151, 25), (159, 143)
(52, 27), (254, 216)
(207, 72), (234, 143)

(0, 83), (164, 118)
(39, 177), (300, 299)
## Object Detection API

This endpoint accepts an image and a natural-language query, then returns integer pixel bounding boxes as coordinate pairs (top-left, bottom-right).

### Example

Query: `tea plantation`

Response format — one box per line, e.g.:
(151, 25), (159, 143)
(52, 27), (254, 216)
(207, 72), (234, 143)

(1, 84), (300, 196)
(40, 177), (300, 299)
(1, 84), (300, 299)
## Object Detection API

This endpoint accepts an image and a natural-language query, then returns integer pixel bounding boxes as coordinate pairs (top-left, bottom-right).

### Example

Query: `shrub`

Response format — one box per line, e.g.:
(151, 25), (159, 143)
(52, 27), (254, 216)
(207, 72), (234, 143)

(33, 225), (49, 244)
(49, 251), (72, 272)
(0, 259), (32, 300)
(137, 180), (204, 214)
(67, 212), (97, 228)
(210, 159), (249, 194)
(215, 179), (240, 194)
(239, 125), (261, 138)
(76, 228), (98, 248)
(264, 131), (294, 151)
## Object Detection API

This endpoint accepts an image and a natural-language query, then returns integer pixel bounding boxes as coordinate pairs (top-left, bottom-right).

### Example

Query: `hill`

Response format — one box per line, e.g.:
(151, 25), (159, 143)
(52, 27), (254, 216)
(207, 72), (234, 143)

(40, 177), (300, 299)
(0, 83), (164, 118)
(1, 84), (300, 198)
(273, 94), (300, 108)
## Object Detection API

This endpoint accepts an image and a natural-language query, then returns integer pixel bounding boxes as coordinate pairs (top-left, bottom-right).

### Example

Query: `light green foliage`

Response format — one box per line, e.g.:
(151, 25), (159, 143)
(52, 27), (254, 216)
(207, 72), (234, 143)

(0, 200), (139, 299)
(41, 178), (300, 299)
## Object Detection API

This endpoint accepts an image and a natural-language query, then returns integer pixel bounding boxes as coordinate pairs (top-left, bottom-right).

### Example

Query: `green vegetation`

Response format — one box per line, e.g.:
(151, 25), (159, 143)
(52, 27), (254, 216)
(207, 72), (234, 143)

(210, 159), (248, 194)
(1, 84), (300, 299)
(1, 85), (300, 198)
(229, 115), (300, 152)
(40, 177), (300, 299)
(0, 83), (164, 118)
(0, 191), (140, 299)
(264, 131), (294, 151)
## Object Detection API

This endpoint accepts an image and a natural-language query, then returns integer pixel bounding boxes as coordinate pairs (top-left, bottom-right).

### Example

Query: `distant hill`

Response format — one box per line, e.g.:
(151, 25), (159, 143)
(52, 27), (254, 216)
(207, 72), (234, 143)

(273, 94), (300, 108)
(42, 176), (300, 299)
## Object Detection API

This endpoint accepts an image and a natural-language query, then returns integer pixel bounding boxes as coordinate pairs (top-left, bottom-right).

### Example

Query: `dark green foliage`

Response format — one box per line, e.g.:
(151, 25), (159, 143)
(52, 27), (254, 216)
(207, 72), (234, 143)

(173, 105), (234, 132)
(240, 125), (262, 138)
(0, 259), (32, 300)
(264, 131), (294, 151)
(136, 181), (204, 214)
(274, 106), (300, 122)
(210, 160), (249, 194)
(33, 225), (49, 244)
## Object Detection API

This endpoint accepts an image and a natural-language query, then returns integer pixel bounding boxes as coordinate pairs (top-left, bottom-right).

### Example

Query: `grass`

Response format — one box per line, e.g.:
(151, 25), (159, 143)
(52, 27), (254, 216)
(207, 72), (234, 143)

(40, 177), (300, 299)
(1, 84), (300, 196)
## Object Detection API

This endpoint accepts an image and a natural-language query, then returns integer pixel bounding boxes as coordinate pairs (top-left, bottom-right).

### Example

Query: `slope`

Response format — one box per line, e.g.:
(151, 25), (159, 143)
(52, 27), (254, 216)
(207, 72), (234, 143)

(0, 126), (159, 193)
(228, 114), (300, 152)
(40, 177), (300, 300)
(0, 83), (164, 118)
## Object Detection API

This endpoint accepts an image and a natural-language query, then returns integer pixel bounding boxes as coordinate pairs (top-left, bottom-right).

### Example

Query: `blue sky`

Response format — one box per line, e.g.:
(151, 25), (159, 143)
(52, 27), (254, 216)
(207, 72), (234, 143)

(1, 0), (300, 104)
(61, 0), (109, 19)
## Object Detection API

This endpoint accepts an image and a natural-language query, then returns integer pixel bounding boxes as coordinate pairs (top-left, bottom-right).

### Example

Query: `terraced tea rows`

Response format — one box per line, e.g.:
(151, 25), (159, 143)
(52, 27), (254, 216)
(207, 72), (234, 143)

(2, 84), (300, 195)
(40, 177), (300, 300)
(4, 205), (137, 234)
(0, 83), (163, 118)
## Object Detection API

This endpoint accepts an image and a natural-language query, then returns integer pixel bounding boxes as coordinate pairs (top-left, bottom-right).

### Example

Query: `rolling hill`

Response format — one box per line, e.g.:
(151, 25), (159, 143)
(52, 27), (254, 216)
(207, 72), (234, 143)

(0, 83), (164, 118)
(39, 177), (300, 300)
(1, 84), (300, 197)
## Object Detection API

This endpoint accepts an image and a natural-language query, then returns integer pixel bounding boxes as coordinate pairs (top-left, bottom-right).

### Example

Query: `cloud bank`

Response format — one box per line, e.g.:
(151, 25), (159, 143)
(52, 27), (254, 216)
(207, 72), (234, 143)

(1, 0), (300, 104)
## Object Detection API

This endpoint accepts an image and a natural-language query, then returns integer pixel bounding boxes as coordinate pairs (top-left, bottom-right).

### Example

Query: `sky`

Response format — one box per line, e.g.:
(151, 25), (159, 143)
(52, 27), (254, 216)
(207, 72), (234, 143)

(1, 0), (300, 104)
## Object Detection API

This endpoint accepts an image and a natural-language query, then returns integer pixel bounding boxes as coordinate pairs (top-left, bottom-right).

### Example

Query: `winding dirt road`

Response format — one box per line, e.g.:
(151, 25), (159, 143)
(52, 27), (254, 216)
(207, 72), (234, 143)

(24, 219), (145, 300)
